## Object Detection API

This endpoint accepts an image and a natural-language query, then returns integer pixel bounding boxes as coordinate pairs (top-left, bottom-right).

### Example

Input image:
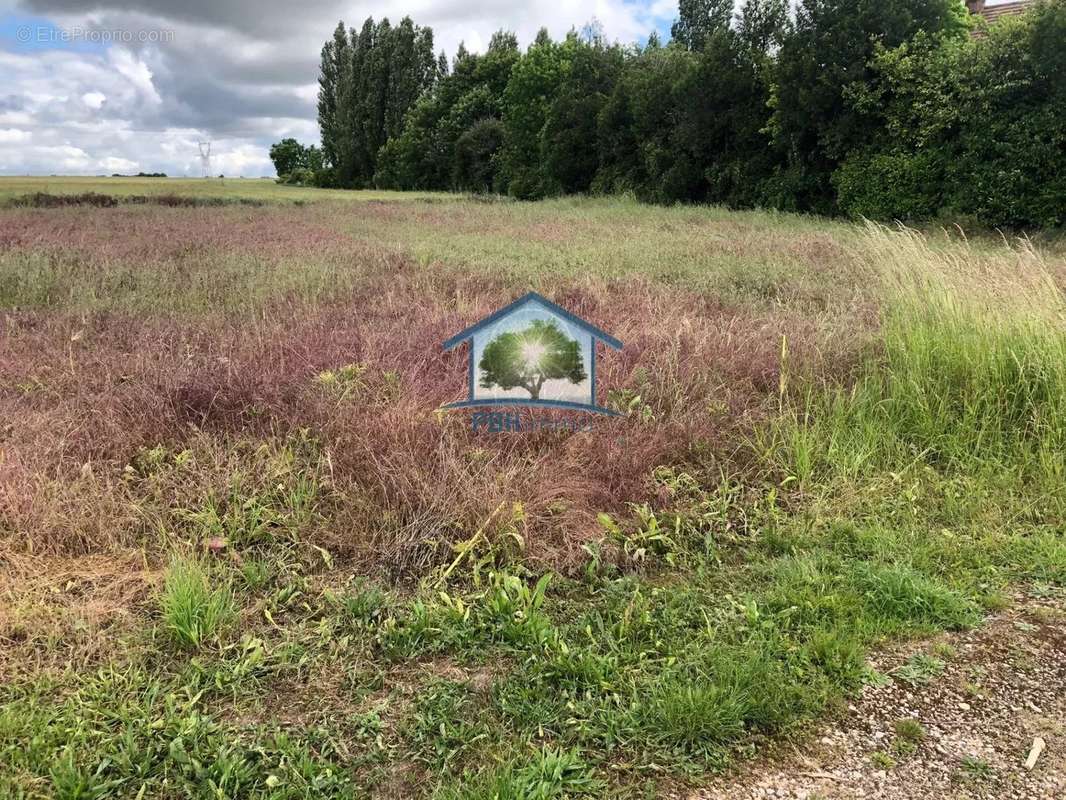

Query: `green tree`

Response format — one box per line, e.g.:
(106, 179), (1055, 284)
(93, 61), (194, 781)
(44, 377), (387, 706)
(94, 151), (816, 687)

(673, 27), (778, 207)
(267, 141), (327, 186)
(736, 0), (789, 53)
(386, 17), (438, 140)
(349, 17), (385, 184)
(498, 35), (570, 198)
(593, 0), (787, 205)
(542, 35), (624, 195)
(479, 320), (586, 401)
(455, 118), (506, 192)
(268, 138), (307, 177)
(593, 64), (641, 194)
(595, 45), (699, 202)
(671, 0), (734, 50)
(317, 22), (351, 184)
(768, 0), (967, 214)
(375, 29), (519, 190)
(835, 0), (1066, 228)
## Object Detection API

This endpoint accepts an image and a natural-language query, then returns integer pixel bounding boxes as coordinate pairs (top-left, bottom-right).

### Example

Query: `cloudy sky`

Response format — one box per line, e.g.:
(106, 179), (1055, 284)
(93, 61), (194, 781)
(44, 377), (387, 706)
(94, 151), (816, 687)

(0, 0), (677, 176)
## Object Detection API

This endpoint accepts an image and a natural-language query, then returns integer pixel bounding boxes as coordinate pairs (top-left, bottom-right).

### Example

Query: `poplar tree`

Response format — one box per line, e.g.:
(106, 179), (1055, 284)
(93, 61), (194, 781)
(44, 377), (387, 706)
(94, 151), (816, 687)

(316, 16), (437, 187)
(671, 0), (735, 50)
(316, 22), (350, 186)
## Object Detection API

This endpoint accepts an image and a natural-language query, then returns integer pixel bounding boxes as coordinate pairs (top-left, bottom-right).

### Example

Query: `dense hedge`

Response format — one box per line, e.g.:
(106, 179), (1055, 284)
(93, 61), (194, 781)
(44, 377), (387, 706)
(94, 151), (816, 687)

(835, 2), (1066, 229)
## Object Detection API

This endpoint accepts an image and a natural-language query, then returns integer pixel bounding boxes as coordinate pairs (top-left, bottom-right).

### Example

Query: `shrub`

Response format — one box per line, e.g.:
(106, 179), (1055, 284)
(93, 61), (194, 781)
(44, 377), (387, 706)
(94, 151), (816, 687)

(834, 150), (943, 222)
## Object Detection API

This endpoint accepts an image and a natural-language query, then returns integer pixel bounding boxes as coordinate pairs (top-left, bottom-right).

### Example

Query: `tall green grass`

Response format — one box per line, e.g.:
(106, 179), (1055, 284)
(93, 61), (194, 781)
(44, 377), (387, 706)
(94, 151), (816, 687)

(770, 224), (1066, 489)
(158, 556), (235, 649)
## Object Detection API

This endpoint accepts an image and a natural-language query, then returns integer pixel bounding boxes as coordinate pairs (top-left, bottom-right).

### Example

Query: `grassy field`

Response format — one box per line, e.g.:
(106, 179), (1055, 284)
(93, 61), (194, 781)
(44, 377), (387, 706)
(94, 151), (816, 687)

(0, 175), (452, 203)
(0, 177), (1063, 799)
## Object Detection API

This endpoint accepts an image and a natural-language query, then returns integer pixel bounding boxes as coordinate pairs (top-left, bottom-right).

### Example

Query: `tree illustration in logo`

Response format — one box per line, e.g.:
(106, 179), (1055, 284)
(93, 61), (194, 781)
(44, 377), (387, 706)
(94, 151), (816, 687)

(478, 319), (586, 400)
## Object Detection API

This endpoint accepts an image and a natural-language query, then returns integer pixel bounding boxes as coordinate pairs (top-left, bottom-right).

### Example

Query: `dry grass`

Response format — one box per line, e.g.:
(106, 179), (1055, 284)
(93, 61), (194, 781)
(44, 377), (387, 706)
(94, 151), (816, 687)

(1, 271), (853, 568)
(9, 199), (1054, 583)
(0, 547), (158, 683)
(0, 195), (878, 655)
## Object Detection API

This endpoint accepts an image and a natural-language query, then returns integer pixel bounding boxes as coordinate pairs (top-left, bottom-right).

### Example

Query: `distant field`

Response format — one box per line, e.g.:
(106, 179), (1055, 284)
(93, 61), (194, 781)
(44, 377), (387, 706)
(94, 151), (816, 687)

(0, 174), (453, 203)
(1, 182), (1063, 799)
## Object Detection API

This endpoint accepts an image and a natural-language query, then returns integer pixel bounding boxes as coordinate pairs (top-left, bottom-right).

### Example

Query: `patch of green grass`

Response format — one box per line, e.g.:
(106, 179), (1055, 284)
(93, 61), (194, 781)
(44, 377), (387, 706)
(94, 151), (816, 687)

(404, 680), (487, 772)
(366, 538), (984, 777)
(175, 443), (325, 552)
(338, 195), (864, 306)
(0, 663), (356, 799)
(434, 748), (601, 800)
(870, 750), (897, 770)
(846, 561), (978, 631)
(635, 681), (748, 758)
(958, 755), (993, 782)
(238, 557), (274, 591)
(330, 580), (389, 629)
(767, 224), (1066, 494)
(159, 556), (236, 649)
(0, 247), (366, 315)
(379, 572), (558, 661)
(892, 718), (925, 755)
(892, 653), (946, 686)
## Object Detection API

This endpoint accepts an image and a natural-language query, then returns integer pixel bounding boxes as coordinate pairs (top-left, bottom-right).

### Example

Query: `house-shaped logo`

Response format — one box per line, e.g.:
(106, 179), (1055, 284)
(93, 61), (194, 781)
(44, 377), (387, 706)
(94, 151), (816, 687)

(443, 292), (622, 416)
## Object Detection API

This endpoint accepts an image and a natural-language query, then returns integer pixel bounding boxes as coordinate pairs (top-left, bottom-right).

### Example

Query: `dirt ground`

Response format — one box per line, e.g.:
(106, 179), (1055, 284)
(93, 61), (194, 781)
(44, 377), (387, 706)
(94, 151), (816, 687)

(688, 593), (1066, 800)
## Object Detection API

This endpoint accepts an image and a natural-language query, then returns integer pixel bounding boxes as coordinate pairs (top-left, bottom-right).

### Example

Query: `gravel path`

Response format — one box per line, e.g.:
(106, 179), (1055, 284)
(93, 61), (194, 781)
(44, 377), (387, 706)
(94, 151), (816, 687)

(689, 594), (1065, 800)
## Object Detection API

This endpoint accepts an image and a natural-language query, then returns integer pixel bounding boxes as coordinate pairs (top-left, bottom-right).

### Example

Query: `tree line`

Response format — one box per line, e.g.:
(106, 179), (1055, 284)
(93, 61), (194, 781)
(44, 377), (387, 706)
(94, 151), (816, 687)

(270, 0), (1065, 228)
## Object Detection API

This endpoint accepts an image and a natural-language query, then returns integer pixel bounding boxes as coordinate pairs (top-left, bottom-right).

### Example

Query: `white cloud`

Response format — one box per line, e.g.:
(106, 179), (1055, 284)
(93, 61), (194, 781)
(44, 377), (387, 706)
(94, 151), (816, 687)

(0, 128), (33, 143)
(99, 155), (136, 171)
(464, 29), (486, 54)
(81, 90), (106, 108)
(106, 46), (161, 104)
